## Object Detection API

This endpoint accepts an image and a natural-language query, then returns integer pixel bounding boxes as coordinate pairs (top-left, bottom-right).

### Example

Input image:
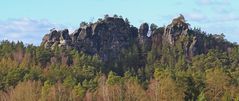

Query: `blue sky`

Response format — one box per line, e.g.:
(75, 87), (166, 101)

(0, 0), (239, 45)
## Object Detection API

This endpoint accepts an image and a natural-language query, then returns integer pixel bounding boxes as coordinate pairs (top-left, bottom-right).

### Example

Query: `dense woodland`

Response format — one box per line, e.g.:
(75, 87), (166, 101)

(0, 15), (239, 101)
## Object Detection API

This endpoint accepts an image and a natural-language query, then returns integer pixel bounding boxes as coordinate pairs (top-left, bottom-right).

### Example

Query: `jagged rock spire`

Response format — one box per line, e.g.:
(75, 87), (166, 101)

(179, 14), (185, 22)
(163, 14), (189, 45)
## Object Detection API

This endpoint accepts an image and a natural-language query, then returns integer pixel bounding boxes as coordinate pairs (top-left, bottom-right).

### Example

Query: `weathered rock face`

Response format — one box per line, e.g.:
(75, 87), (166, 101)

(138, 23), (152, 52)
(151, 27), (164, 50)
(163, 14), (189, 45)
(71, 28), (81, 42)
(149, 15), (235, 61)
(139, 23), (149, 36)
(150, 15), (198, 60)
(42, 29), (72, 49)
(41, 15), (197, 62)
(41, 15), (234, 63)
(42, 17), (143, 62)
(59, 29), (71, 47)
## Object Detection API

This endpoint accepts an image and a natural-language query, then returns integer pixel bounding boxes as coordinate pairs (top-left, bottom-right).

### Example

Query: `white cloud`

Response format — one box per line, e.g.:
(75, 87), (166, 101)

(197, 0), (230, 5)
(187, 1), (239, 23)
(196, 13), (239, 23)
(185, 12), (207, 22)
(220, 13), (239, 22)
(0, 18), (67, 45)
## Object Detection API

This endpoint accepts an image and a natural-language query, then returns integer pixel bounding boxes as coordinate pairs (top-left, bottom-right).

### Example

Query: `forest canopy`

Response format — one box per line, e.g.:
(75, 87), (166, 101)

(0, 15), (239, 101)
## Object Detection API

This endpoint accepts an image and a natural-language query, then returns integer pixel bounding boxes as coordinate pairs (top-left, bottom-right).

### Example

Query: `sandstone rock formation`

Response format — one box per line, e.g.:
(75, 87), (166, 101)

(164, 14), (189, 45)
(41, 15), (234, 63)
(138, 23), (152, 52)
(42, 16), (141, 63)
